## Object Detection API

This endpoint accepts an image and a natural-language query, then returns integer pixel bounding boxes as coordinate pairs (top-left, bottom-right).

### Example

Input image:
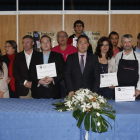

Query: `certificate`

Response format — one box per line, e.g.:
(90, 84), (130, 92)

(36, 63), (57, 79)
(100, 72), (118, 88)
(115, 86), (135, 102)
(73, 38), (77, 47)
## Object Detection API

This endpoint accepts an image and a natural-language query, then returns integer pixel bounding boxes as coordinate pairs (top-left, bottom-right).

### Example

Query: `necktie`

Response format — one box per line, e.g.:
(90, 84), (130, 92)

(80, 55), (84, 74)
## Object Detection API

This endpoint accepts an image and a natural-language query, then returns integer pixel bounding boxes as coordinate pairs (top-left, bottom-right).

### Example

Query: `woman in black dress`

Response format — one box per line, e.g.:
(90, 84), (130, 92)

(95, 37), (116, 99)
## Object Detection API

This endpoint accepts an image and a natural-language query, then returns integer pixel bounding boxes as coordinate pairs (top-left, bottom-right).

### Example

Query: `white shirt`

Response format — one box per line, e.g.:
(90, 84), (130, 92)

(24, 50), (33, 69)
(24, 50), (33, 85)
(115, 50), (140, 90)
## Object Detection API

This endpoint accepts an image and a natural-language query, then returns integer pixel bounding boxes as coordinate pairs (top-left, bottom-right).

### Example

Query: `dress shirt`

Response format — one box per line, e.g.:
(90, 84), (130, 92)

(115, 50), (140, 90)
(135, 46), (140, 53)
(40, 51), (54, 86)
(43, 51), (51, 64)
(24, 50), (33, 85)
(78, 52), (87, 67)
(24, 50), (33, 69)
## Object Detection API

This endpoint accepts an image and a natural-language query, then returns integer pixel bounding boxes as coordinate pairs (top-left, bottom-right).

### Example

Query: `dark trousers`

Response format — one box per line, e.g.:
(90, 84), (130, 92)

(8, 85), (19, 98)
(60, 80), (68, 98)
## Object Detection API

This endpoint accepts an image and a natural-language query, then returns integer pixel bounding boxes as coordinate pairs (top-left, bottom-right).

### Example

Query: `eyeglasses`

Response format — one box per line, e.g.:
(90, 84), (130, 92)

(4, 46), (12, 48)
(57, 35), (68, 38)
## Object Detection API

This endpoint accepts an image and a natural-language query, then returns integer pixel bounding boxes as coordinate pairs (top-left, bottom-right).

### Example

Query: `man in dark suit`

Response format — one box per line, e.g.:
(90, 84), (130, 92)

(65, 35), (100, 96)
(13, 35), (38, 98)
(29, 35), (65, 99)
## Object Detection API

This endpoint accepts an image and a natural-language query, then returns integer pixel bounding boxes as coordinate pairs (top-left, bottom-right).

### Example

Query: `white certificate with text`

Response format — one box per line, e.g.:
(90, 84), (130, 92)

(100, 72), (118, 88)
(115, 86), (135, 102)
(36, 63), (57, 79)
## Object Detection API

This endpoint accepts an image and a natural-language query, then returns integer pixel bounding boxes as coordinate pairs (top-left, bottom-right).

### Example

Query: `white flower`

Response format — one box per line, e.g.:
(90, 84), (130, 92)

(66, 108), (73, 111)
(58, 109), (62, 112)
(92, 102), (100, 109)
(85, 94), (93, 100)
(97, 122), (100, 126)
(96, 112), (100, 116)
(64, 101), (72, 108)
(84, 89), (90, 94)
(98, 96), (105, 103)
(81, 103), (92, 112)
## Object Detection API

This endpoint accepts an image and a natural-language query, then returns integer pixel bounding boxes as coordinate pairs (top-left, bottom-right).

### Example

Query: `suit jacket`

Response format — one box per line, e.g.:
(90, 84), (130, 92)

(13, 50), (38, 96)
(68, 34), (93, 54)
(65, 52), (100, 93)
(29, 51), (65, 99)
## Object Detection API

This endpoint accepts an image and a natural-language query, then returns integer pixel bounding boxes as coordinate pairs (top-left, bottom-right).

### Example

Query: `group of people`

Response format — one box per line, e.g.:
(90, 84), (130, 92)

(0, 20), (140, 99)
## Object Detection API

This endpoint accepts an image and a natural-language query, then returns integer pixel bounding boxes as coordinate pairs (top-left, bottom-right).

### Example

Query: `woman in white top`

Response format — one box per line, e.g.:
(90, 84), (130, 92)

(95, 36), (115, 99)
(0, 49), (9, 98)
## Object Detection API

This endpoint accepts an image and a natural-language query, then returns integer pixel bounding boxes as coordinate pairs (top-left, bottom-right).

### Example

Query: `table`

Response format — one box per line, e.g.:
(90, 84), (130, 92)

(86, 100), (140, 140)
(0, 99), (80, 140)
(0, 99), (140, 140)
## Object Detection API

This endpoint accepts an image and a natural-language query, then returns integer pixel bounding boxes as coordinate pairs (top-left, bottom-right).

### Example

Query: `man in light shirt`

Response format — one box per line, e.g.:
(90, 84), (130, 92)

(13, 35), (38, 98)
(29, 35), (65, 99)
(115, 34), (140, 98)
(65, 35), (100, 97)
(133, 33), (140, 53)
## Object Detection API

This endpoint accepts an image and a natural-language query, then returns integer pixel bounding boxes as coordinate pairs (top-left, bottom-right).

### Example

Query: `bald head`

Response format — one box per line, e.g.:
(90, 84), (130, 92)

(57, 31), (68, 45)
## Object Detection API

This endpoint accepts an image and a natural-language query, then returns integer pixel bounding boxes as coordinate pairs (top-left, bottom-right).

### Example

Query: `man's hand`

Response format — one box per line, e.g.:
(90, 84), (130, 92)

(44, 76), (53, 85)
(6, 77), (11, 84)
(109, 85), (115, 89)
(25, 81), (32, 88)
(38, 78), (46, 85)
(68, 91), (74, 97)
(0, 91), (4, 98)
(134, 89), (140, 98)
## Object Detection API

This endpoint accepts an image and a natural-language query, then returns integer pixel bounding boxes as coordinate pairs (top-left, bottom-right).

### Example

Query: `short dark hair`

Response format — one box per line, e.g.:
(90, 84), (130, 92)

(137, 33), (140, 39)
(74, 20), (84, 27)
(95, 36), (113, 59)
(5, 40), (17, 53)
(109, 31), (119, 39)
(77, 35), (89, 43)
(40, 35), (51, 42)
(22, 35), (34, 42)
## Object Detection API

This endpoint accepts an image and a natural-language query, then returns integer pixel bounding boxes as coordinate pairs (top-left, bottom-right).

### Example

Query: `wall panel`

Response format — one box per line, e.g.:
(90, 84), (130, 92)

(0, 15), (16, 55)
(111, 14), (140, 47)
(18, 15), (62, 52)
(65, 14), (109, 37)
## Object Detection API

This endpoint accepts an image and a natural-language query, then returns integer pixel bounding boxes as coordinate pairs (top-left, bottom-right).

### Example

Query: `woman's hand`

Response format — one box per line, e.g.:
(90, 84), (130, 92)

(6, 77), (11, 84)
(0, 91), (4, 98)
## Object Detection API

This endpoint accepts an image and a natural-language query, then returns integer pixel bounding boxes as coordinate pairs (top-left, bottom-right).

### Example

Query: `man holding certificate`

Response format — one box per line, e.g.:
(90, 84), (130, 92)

(29, 35), (65, 99)
(115, 34), (140, 98)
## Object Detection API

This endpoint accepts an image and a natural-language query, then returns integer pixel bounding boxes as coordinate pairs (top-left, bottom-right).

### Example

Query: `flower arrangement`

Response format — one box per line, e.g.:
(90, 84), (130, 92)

(53, 89), (116, 133)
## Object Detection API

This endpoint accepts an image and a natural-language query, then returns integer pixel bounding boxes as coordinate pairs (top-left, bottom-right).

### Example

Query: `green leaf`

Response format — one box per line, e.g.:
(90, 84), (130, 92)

(96, 117), (108, 133)
(73, 109), (81, 120)
(102, 111), (115, 120)
(77, 112), (86, 129)
(91, 113), (97, 132)
(84, 113), (90, 131)
(103, 110), (116, 114)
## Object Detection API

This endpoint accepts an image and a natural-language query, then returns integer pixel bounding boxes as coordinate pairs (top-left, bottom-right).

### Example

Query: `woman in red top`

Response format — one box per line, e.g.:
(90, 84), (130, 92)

(2, 40), (19, 98)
